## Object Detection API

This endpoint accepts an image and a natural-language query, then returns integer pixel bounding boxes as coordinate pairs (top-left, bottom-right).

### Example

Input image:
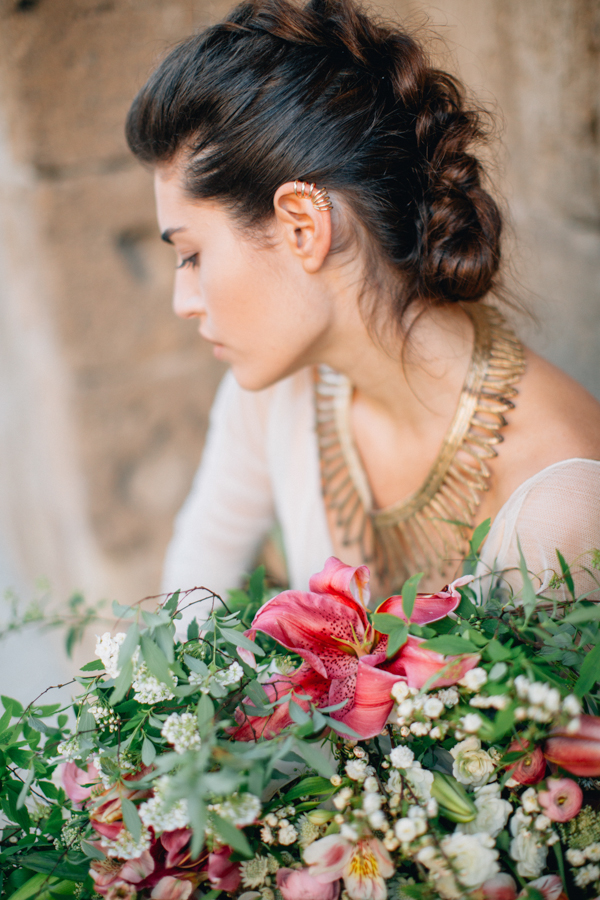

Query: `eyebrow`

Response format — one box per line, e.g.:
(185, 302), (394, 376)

(161, 227), (186, 244)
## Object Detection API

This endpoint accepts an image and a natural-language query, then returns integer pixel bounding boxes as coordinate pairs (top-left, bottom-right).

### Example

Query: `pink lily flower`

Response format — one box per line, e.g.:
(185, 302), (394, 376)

(161, 829), (192, 869)
(119, 852), (155, 884)
(232, 557), (478, 740)
(303, 832), (394, 900)
(276, 867), (340, 900)
(538, 777), (583, 822)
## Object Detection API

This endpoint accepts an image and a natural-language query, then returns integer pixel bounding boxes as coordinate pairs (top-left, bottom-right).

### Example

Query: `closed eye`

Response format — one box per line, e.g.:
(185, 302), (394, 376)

(176, 254), (199, 269)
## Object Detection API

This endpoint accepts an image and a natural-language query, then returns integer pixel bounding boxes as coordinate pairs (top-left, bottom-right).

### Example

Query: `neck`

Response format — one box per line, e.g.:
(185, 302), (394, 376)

(317, 298), (475, 433)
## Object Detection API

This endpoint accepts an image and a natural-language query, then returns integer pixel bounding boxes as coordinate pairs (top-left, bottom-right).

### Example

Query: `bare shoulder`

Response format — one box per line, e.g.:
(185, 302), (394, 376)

(483, 348), (600, 516)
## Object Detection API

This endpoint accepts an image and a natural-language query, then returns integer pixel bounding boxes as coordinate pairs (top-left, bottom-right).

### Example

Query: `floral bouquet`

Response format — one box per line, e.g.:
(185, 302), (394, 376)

(3, 538), (600, 900)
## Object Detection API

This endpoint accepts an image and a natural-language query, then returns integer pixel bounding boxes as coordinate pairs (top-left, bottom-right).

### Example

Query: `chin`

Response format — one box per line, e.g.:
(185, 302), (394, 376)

(230, 361), (296, 393)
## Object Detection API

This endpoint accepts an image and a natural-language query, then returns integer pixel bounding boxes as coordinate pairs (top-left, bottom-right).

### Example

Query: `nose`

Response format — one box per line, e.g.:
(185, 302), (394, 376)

(172, 271), (204, 320)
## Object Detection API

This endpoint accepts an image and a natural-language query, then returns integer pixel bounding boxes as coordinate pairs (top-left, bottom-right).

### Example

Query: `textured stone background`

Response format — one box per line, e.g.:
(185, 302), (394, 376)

(0, 0), (598, 696)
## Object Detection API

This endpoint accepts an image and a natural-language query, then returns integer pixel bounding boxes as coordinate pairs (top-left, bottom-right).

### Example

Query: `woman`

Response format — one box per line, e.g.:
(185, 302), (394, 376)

(126, 0), (600, 623)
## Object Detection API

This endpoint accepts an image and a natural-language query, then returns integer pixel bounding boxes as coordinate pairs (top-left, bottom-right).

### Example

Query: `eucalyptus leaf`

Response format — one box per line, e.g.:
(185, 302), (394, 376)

(121, 797), (142, 842)
(218, 627), (265, 657)
(142, 735), (157, 766)
(420, 635), (478, 655)
(401, 573), (423, 622)
(575, 641), (600, 697)
(293, 739), (335, 777)
(140, 634), (175, 690)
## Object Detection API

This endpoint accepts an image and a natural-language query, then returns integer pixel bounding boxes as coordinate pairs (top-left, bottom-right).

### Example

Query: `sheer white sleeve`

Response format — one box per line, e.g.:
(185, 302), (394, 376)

(162, 371), (275, 628)
(476, 459), (600, 604)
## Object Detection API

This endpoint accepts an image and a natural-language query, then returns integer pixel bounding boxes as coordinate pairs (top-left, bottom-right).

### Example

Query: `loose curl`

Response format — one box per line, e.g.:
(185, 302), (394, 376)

(126, 0), (503, 321)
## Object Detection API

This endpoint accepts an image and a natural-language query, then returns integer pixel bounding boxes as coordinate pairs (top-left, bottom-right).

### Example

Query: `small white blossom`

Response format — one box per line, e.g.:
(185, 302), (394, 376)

(333, 787), (353, 810)
(278, 824), (298, 845)
(426, 798), (438, 817)
(389, 745), (415, 769)
(330, 775), (342, 787)
(459, 713), (483, 734)
(514, 675), (530, 699)
(345, 759), (369, 782)
(410, 721), (431, 736)
(363, 776), (379, 793)
(436, 687), (460, 708)
(132, 664), (176, 704)
(100, 825), (152, 859)
(95, 632), (126, 678)
(587, 843), (600, 862)
(391, 682), (410, 703)
(362, 792), (382, 815)
(161, 712), (201, 754)
(423, 697), (444, 718)
(521, 787), (540, 814)
(219, 793), (261, 826)
(566, 848), (586, 866)
(563, 694), (581, 717)
(260, 825), (274, 844)
(575, 864), (600, 888)
(214, 661), (244, 687)
(566, 717), (582, 734)
(534, 814), (551, 831)
(394, 818), (417, 842)
(459, 668), (488, 692)
(139, 775), (190, 833)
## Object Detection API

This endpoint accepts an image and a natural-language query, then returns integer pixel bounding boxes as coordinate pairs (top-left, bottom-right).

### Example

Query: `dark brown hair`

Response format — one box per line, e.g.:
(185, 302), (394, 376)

(126, 0), (502, 318)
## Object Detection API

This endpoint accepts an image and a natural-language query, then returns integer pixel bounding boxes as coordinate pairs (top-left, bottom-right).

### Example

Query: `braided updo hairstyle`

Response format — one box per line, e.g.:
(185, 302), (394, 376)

(126, 0), (502, 322)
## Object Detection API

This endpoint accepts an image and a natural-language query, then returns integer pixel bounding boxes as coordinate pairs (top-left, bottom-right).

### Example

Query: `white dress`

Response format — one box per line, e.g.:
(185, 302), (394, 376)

(163, 369), (600, 628)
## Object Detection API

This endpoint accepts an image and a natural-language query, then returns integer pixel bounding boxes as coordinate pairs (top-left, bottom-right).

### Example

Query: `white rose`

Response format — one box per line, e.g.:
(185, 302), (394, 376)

(394, 817), (417, 842)
(460, 713), (483, 734)
(441, 832), (500, 889)
(456, 783), (512, 838)
(459, 668), (488, 692)
(510, 830), (548, 878)
(450, 737), (495, 786)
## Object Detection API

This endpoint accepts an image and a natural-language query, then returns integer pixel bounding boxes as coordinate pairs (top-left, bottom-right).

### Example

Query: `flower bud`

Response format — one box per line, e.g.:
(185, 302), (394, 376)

(306, 809), (333, 825)
(430, 772), (477, 823)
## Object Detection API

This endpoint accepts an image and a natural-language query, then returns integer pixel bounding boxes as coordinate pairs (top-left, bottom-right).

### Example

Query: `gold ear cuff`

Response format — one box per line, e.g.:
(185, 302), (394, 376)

(293, 180), (333, 211)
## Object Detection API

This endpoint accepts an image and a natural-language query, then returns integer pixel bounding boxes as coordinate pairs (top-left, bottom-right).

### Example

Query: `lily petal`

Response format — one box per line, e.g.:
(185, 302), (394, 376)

(384, 636), (480, 689)
(119, 851), (155, 884)
(376, 577), (470, 625)
(309, 557), (371, 615)
(247, 590), (368, 680)
(331, 656), (403, 739)
(303, 834), (354, 882)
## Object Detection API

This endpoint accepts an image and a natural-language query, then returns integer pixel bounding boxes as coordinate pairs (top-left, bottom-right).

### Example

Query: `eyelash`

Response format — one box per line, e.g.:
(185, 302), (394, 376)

(176, 254), (199, 269)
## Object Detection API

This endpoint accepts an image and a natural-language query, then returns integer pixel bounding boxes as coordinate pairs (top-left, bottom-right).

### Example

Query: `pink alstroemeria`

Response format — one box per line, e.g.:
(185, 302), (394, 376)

(60, 760), (101, 806)
(303, 832), (394, 900)
(479, 873), (564, 900)
(150, 876), (193, 899)
(538, 777), (583, 822)
(232, 557), (478, 740)
(277, 867), (340, 900)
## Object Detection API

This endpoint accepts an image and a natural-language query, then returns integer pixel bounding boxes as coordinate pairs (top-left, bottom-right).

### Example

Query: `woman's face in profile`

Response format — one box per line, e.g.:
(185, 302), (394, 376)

(154, 163), (336, 391)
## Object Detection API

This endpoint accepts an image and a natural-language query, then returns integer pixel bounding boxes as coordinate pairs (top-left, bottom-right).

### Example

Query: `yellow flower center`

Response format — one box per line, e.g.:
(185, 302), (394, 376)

(349, 844), (380, 879)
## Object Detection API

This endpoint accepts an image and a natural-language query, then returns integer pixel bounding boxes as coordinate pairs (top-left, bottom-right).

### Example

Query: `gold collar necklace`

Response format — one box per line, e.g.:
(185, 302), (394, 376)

(314, 304), (525, 593)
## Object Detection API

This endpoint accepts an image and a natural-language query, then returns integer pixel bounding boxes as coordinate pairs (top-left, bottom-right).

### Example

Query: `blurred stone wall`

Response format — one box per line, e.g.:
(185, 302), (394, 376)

(0, 0), (598, 629)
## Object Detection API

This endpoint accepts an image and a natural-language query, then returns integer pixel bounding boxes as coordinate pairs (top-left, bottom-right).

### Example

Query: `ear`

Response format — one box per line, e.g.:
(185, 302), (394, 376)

(273, 182), (332, 273)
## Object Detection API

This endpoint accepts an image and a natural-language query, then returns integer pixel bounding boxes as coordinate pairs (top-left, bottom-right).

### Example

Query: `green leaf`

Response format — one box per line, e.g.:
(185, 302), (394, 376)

(556, 549), (575, 602)
(184, 654), (208, 675)
(210, 813), (253, 858)
(163, 590), (180, 614)
(154, 624), (175, 664)
(293, 739), (335, 778)
(16, 766), (34, 809)
(249, 565), (266, 605)
(140, 634), (175, 689)
(79, 659), (105, 672)
(187, 618), (199, 641)
(401, 573), (423, 622)
(121, 797), (142, 842)
(456, 591), (477, 620)
(80, 840), (106, 860)
(283, 776), (335, 802)
(289, 700), (311, 725)
(420, 635), (478, 655)
(490, 704), (516, 741)
(517, 537), (537, 622)
(484, 639), (513, 662)
(188, 795), (207, 859)
(27, 717), (50, 735)
(118, 623), (140, 670)
(372, 613), (405, 634)
(196, 694), (215, 734)
(5, 873), (56, 900)
(244, 680), (270, 707)
(470, 518), (491, 555)
(386, 623), (409, 658)
(2, 695), (22, 716)
(563, 603), (600, 626)
(142, 736), (157, 766)
(218, 627), (265, 657)
(112, 600), (136, 619)
(110, 658), (134, 706)
(575, 641), (600, 697)
(14, 851), (89, 881)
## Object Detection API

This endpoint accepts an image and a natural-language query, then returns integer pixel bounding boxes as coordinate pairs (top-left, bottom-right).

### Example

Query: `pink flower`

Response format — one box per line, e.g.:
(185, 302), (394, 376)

(231, 557), (478, 740)
(119, 852), (155, 884)
(303, 832), (394, 900)
(544, 714), (600, 776)
(150, 876), (193, 899)
(506, 739), (546, 785)
(277, 867), (340, 900)
(60, 761), (100, 806)
(161, 829), (192, 869)
(106, 883), (137, 900)
(208, 846), (241, 893)
(538, 777), (583, 822)
(519, 875), (564, 899)
(481, 873), (518, 899)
